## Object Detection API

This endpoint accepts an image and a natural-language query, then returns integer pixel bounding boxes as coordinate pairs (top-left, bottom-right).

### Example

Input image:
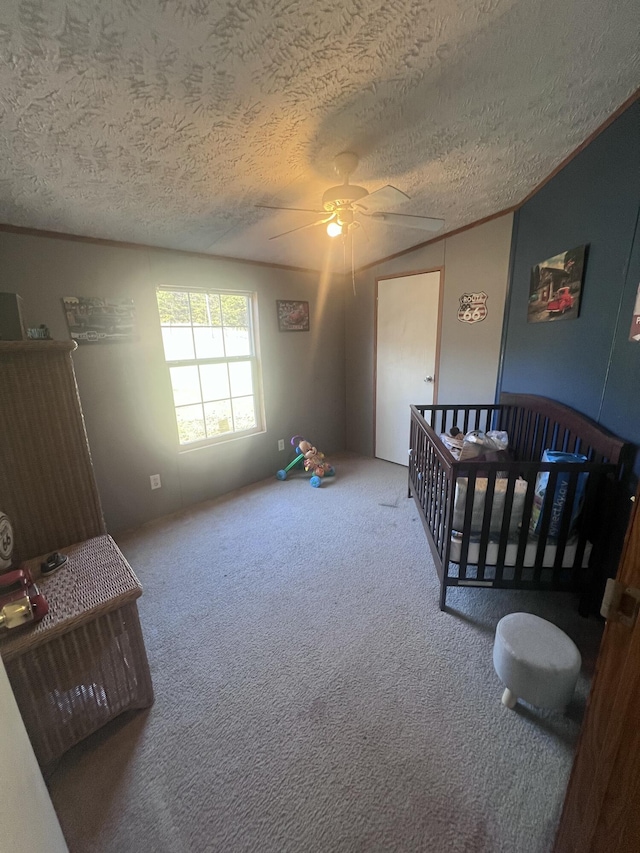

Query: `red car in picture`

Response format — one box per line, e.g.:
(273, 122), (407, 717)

(547, 286), (575, 315)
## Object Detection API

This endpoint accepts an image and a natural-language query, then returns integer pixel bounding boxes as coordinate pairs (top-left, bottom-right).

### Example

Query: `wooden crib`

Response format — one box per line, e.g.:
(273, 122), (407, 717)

(408, 393), (630, 611)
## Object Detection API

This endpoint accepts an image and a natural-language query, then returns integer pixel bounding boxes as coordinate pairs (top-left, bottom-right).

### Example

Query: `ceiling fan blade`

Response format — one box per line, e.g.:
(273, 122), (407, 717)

(257, 204), (326, 214)
(364, 211), (445, 232)
(356, 185), (410, 212)
(353, 219), (370, 243)
(269, 215), (334, 240)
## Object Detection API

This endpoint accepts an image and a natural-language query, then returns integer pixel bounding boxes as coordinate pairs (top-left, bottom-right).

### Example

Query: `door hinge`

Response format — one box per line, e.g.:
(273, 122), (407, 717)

(600, 578), (640, 628)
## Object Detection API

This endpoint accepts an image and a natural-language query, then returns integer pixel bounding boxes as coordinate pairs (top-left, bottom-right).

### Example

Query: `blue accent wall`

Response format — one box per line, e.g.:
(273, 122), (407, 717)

(499, 101), (640, 479)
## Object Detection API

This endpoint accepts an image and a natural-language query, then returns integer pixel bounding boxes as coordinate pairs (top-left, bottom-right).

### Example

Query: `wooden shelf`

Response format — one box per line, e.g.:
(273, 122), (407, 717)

(0, 340), (77, 353)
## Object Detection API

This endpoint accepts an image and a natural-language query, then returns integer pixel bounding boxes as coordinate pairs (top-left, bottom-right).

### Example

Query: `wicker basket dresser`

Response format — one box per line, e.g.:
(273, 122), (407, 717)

(0, 340), (154, 770)
(0, 536), (154, 770)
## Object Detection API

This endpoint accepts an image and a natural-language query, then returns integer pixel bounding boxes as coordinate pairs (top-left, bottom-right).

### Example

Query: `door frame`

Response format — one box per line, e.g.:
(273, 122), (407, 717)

(373, 266), (445, 458)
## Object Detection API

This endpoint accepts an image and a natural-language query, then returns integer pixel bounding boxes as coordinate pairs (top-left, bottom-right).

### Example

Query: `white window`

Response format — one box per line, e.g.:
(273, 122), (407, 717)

(156, 288), (263, 447)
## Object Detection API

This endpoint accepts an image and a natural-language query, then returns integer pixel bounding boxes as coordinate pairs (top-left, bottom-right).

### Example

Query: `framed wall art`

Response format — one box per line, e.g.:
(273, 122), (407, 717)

(527, 245), (588, 323)
(276, 300), (309, 332)
(62, 296), (137, 344)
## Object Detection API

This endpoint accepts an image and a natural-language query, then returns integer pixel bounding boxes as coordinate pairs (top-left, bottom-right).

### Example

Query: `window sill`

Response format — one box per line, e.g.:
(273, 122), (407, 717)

(177, 427), (266, 454)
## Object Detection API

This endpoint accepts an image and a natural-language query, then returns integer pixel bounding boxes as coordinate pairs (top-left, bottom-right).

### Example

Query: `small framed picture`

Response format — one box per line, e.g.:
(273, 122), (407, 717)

(276, 300), (309, 332)
(527, 245), (588, 323)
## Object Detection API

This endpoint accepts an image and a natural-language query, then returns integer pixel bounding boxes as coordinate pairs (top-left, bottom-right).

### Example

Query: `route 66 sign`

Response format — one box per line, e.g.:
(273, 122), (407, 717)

(457, 291), (488, 324)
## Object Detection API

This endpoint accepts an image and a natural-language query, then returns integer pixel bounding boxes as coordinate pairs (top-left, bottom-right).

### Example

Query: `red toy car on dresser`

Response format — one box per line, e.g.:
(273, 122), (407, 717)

(547, 286), (575, 316)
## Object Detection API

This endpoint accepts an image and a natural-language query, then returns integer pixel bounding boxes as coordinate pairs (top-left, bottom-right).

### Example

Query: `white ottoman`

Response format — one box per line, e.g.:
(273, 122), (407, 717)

(493, 613), (581, 710)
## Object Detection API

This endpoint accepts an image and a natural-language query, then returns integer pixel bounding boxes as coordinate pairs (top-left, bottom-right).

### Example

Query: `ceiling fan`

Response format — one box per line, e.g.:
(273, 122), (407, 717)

(257, 152), (444, 242)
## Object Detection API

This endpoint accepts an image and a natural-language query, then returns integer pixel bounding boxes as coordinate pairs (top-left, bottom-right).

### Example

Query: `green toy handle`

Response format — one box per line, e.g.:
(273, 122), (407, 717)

(283, 453), (305, 473)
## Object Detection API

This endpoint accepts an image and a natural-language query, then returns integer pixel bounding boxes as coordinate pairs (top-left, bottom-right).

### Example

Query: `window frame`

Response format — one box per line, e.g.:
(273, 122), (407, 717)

(156, 285), (264, 450)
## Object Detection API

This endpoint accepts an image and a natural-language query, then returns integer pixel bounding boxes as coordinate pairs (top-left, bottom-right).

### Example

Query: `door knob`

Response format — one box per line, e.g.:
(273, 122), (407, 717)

(424, 375), (434, 383)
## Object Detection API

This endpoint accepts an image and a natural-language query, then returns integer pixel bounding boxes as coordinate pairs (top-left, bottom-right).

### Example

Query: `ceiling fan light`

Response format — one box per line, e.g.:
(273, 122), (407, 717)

(326, 221), (342, 237)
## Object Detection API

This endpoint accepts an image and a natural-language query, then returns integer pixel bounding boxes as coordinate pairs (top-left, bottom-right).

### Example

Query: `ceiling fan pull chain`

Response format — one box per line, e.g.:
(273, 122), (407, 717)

(351, 233), (356, 296)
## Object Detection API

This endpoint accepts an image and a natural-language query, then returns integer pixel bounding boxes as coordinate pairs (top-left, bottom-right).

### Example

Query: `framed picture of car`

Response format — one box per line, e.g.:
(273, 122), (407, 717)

(62, 296), (138, 343)
(527, 245), (587, 323)
(276, 300), (309, 332)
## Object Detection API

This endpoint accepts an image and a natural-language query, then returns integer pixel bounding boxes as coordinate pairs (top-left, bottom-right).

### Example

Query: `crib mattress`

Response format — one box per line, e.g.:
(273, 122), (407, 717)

(449, 534), (592, 568)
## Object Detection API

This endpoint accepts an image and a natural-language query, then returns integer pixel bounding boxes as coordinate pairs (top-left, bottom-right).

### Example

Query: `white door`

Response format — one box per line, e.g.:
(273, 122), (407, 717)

(375, 270), (441, 465)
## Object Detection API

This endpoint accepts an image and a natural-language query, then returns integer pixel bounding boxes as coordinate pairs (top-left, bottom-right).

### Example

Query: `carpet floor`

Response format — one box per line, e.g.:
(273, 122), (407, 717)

(48, 453), (603, 853)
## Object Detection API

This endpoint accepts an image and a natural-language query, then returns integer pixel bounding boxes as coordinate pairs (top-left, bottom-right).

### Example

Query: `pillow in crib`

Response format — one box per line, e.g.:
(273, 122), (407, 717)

(452, 477), (528, 536)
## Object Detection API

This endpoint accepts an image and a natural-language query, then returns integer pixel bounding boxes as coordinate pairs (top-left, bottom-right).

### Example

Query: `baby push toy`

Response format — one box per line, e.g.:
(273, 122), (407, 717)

(276, 435), (335, 488)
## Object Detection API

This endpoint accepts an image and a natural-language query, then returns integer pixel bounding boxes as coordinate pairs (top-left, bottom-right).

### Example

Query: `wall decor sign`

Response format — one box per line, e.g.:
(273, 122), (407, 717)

(629, 282), (640, 342)
(457, 291), (488, 324)
(276, 300), (309, 332)
(27, 325), (51, 340)
(62, 296), (137, 344)
(528, 244), (587, 323)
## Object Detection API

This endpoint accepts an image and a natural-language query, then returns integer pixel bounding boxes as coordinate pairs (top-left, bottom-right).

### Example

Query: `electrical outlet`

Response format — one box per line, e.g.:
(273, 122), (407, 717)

(278, 439), (285, 451)
(150, 474), (161, 490)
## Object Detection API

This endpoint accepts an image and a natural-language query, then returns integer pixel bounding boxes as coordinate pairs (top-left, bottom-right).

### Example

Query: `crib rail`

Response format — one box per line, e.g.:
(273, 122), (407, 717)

(498, 393), (626, 465)
(409, 399), (626, 611)
(412, 402), (502, 438)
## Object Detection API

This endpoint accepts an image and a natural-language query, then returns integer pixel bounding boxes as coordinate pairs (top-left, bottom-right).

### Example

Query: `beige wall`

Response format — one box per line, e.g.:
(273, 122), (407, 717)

(437, 216), (513, 404)
(346, 213), (513, 455)
(0, 214), (511, 527)
(0, 233), (346, 532)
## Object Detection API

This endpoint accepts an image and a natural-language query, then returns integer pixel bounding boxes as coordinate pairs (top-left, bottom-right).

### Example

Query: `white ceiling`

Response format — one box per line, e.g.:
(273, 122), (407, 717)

(0, 0), (638, 272)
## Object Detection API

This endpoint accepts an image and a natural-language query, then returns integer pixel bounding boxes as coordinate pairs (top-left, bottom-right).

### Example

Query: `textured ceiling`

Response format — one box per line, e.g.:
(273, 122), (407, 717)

(0, 0), (638, 272)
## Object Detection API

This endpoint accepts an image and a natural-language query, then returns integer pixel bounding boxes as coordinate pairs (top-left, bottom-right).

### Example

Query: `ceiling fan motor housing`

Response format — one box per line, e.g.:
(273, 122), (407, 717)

(322, 184), (368, 212)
